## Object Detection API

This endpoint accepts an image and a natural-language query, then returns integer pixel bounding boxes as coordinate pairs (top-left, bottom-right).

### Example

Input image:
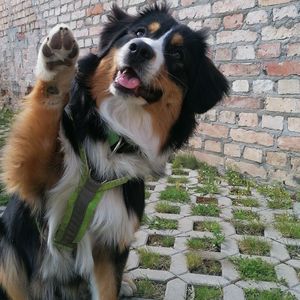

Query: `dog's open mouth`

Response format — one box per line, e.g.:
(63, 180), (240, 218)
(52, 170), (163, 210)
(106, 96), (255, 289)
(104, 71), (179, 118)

(114, 67), (162, 103)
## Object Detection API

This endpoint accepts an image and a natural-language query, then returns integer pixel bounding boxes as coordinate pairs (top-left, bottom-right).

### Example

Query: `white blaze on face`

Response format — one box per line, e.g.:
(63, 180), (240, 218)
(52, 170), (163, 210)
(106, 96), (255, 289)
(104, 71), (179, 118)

(116, 30), (173, 83)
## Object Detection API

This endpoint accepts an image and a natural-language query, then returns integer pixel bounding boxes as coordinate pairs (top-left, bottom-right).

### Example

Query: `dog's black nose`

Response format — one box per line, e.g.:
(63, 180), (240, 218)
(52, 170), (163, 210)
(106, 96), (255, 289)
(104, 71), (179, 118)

(128, 41), (155, 62)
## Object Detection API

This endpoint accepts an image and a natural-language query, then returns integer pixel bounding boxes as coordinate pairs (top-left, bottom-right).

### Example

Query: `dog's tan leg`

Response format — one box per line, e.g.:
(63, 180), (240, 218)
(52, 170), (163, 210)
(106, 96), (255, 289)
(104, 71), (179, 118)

(2, 24), (78, 208)
(0, 246), (29, 300)
(93, 252), (119, 300)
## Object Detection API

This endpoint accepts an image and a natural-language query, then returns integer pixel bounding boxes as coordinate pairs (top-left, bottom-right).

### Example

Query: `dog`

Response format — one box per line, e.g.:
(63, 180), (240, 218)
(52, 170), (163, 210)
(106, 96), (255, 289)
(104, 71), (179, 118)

(0, 4), (228, 300)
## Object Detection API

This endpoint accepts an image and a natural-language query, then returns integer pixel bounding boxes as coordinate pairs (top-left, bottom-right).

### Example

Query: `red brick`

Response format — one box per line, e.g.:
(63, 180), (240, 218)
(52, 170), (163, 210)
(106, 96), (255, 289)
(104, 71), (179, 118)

(189, 136), (202, 149)
(225, 158), (267, 178)
(287, 43), (300, 57)
(203, 18), (221, 30)
(197, 123), (229, 138)
(215, 48), (232, 61)
(219, 63), (261, 76)
(265, 61), (300, 76)
(89, 26), (101, 36)
(266, 152), (287, 167)
(230, 128), (273, 146)
(219, 111), (236, 124)
(257, 43), (281, 58)
(288, 118), (300, 133)
(194, 151), (224, 167)
(213, 0), (255, 13)
(217, 30), (257, 44)
(278, 136), (300, 151)
(222, 96), (262, 109)
(205, 140), (222, 152)
(243, 147), (263, 163)
(224, 144), (241, 157)
(259, 0), (292, 6)
(265, 97), (300, 113)
(223, 13), (243, 29)
(87, 4), (103, 16)
(181, 0), (196, 6)
(238, 113), (258, 127)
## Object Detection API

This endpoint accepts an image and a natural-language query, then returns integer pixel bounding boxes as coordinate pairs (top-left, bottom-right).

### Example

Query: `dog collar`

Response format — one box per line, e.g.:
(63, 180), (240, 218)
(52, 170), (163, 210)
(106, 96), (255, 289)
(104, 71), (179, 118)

(54, 111), (129, 250)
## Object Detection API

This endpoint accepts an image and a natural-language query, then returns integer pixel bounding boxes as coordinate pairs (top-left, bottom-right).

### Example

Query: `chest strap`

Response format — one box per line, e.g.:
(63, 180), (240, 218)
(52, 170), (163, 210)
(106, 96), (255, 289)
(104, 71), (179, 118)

(53, 128), (129, 250)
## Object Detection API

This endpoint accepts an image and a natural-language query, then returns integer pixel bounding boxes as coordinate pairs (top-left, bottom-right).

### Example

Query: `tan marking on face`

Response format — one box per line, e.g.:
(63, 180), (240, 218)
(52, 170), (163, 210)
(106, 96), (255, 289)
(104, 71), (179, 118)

(171, 33), (184, 46)
(144, 68), (183, 150)
(90, 48), (117, 107)
(148, 22), (161, 33)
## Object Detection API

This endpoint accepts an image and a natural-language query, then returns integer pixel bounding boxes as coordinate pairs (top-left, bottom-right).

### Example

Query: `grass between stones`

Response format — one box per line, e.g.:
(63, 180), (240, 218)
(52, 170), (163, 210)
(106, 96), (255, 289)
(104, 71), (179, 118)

(160, 186), (190, 203)
(138, 248), (171, 270)
(239, 237), (271, 256)
(257, 184), (292, 209)
(186, 252), (222, 275)
(233, 220), (265, 236)
(187, 236), (224, 252)
(147, 234), (175, 247)
(147, 217), (178, 230)
(275, 214), (300, 239)
(0, 184), (9, 206)
(155, 201), (180, 214)
(193, 221), (221, 233)
(135, 279), (166, 300)
(194, 181), (219, 195)
(231, 257), (277, 282)
(230, 187), (252, 196)
(145, 190), (151, 199)
(233, 209), (260, 222)
(189, 285), (223, 300)
(232, 198), (260, 208)
(287, 245), (300, 259)
(172, 154), (203, 170)
(192, 204), (220, 217)
(167, 176), (189, 184)
(172, 168), (189, 176)
(244, 288), (297, 300)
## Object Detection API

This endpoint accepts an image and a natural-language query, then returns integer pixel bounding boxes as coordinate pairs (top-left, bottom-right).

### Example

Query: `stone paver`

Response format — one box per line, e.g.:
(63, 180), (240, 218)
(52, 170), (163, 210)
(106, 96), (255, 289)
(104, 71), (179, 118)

(1, 161), (299, 300)
(123, 163), (300, 299)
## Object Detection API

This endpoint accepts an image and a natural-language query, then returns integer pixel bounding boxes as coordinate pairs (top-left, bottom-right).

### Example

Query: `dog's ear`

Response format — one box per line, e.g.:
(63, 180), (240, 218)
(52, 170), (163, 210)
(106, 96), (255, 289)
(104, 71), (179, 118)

(187, 31), (229, 114)
(99, 5), (133, 51)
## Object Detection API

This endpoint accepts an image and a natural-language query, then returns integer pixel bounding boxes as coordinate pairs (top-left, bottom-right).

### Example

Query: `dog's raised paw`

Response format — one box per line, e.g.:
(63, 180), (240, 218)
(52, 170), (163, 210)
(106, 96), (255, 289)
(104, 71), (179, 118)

(119, 274), (137, 297)
(36, 24), (79, 81)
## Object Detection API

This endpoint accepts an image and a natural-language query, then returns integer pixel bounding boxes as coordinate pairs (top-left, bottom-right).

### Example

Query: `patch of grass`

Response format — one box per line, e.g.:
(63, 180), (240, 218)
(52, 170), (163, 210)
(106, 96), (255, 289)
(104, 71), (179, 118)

(239, 237), (271, 256)
(135, 279), (166, 300)
(186, 252), (222, 275)
(138, 248), (171, 270)
(155, 202), (180, 214)
(147, 234), (175, 247)
(141, 214), (150, 226)
(287, 245), (300, 259)
(195, 181), (219, 195)
(232, 198), (259, 207)
(148, 217), (178, 230)
(193, 221), (221, 234)
(234, 221), (264, 236)
(160, 186), (190, 203)
(245, 288), (297, 300)
(230, 187), (252, 196)
(193, 286), (223, 300)
(275, 214), (300, 239)
(225, 169), (254, 187)
(257, 184), (292, 209)
(172, 168), (189, 176)
(198, 163), (219, 182)
(187, 234), (224, 252)
(196, 196), (218, 204)
(0, 184), (9, 206)
(231, 257), (277, 282)
(167, 176), (188, 184)
(295, 191), (300, 202)
(233, 209), (259, 222)
(192, 204), (220, 217)
(172, 154), (202, 170)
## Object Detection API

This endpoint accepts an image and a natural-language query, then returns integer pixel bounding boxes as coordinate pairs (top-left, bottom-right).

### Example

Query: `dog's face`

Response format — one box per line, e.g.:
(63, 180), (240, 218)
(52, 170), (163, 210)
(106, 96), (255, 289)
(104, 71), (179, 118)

(85, 5), (228, 149)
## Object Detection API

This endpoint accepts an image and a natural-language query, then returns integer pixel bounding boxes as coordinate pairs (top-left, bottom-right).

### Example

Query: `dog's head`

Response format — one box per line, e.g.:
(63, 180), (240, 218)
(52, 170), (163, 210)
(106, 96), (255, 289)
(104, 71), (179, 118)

(75, 4), (228, 149)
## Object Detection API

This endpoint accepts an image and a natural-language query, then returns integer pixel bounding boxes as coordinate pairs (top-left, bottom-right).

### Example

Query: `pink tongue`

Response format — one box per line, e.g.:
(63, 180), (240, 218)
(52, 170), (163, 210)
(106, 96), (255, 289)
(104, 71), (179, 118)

(115, 71), (140, 90)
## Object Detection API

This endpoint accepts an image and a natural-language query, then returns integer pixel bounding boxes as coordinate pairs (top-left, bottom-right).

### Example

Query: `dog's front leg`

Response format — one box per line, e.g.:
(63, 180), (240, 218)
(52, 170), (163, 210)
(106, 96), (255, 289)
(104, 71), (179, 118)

(2, 24), (78, 207)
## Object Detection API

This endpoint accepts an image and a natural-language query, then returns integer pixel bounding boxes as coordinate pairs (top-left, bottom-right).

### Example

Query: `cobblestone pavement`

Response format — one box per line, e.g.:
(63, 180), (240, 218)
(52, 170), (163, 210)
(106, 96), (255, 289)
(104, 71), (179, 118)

(123, 164), (300, 300)
(0, 163), (299, 300)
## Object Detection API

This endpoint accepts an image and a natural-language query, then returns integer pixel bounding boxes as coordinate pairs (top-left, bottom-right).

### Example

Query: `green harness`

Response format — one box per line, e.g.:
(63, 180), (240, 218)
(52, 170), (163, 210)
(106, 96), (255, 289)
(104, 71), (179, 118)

(53, 131), (129, 251)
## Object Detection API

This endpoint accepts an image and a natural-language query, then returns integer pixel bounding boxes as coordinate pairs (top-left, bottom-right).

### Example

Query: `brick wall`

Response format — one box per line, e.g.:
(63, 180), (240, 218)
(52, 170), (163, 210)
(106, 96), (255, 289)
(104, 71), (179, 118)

(0, 0), (299, 188)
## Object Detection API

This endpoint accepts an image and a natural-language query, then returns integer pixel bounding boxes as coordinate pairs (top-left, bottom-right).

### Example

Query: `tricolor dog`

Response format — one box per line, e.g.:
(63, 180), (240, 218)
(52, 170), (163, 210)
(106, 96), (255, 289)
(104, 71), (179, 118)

(0, 4), (228, 300)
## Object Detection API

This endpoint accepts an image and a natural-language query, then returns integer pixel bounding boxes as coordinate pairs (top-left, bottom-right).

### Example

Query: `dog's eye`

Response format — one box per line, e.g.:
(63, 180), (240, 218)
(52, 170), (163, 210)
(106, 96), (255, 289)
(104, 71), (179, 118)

(135, 28), (146, 37)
